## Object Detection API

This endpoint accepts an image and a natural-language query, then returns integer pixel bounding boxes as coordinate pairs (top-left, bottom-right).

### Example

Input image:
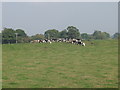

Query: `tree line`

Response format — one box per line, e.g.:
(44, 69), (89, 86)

(1, 26), (120, 44)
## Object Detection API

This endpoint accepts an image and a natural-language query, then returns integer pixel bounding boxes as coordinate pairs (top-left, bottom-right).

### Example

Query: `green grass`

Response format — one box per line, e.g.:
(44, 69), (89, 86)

(2, 40), (118, 88)
(0, 44), (2, 89)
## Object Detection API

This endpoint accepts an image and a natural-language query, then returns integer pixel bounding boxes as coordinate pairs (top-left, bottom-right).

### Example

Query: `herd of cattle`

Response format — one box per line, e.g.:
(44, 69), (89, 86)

(30, 38), (86, 46)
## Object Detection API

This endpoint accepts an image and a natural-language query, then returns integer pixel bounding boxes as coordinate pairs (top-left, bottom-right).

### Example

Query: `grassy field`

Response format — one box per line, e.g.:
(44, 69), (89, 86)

(0, 44), (2, 89)
(2, 40), (118, 88)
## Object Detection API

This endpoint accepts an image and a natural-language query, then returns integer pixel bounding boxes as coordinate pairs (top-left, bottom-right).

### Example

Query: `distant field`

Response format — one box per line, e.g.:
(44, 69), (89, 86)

(2, 40), (118, 88)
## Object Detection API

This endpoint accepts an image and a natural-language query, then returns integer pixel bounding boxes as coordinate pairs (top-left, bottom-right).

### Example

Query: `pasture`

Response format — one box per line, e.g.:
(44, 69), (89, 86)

(2, 40), (118, 88)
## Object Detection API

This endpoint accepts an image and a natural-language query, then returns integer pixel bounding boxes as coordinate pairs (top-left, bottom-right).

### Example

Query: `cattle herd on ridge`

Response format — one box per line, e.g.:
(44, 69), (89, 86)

(30, 38), (86, 46)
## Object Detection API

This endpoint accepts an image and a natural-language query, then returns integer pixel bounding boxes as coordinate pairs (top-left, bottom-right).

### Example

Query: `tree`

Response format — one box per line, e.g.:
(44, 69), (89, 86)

(67, 26), (80, 39)
(93, 30), (102, 39)
(86, 34), (94, 40)
(22, 36), (31, 43)
(92, 30), (110, 40)
(113, 33), (120, 39)
(81, 33), (89, 40)
(15, 29), (27, 43)
(101, 32), (110, 39)
(2, 28), (16, 44)
(59, 29), (68, 38)
(44, 29), (59, 39)
(15, 29), (27, 37)
(31, 34), (44, 40)
(105, 32), (110, 38)
(0, 32), (2, 44)
(2, 28), (28, 44)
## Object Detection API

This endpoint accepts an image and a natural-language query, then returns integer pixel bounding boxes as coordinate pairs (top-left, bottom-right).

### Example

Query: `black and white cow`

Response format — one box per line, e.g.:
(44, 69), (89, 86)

(30, 38), (85, 46)
(30, 39), (52, 44)
(70, 39), (85, 46)
(77, 41), (85, 46)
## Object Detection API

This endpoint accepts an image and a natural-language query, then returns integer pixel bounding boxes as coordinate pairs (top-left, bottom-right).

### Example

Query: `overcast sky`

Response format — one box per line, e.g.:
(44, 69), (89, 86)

(2, 2), (118, 36)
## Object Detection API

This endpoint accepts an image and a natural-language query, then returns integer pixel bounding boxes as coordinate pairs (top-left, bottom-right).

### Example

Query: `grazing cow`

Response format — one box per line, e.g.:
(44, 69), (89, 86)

(52, 39), (57, 42)
(77, 41), (82, 45)
(57, 39), (63, 42)
(72, 39), (77, 44)
(30, 38), (85, 46)
(47, 40), (52, 44)
(43, 39), (52, 44)
(30, 40), (40, 43)
(76, 40), (85, 46)
(81, 42), (85, 46)
(78, 42), (85, 46)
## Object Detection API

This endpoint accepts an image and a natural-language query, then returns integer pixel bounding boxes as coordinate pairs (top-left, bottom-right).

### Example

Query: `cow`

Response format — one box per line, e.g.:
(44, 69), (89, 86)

(30, 38), (85, 46)
(81, 42), (85, 46)
(47, 40), (52, 44)
(30, 40), (40, 43)
(77, 41), (85, 46)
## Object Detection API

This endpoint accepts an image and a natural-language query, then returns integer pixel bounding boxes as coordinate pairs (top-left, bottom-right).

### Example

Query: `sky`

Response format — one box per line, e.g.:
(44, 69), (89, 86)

(1, 0), (119, 2)
(2, 2), (118, 36)
(0, 2), (2, 33)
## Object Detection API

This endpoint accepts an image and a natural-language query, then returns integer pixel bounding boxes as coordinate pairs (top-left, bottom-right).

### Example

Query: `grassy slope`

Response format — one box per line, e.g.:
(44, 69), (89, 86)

(2, 40), (118, 88)
(0, 44), (2, 89)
